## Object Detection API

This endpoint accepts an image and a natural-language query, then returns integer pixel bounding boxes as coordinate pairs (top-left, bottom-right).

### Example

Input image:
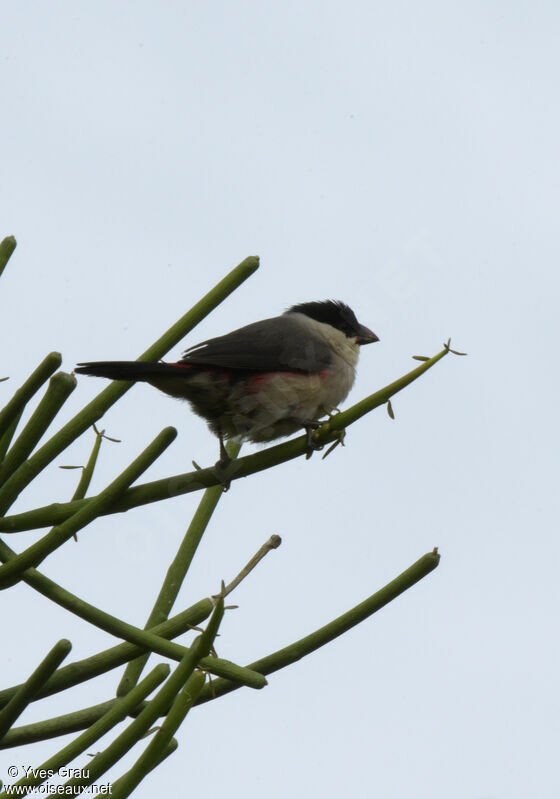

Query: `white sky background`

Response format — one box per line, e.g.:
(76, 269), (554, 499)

(1, 2), (558, 797)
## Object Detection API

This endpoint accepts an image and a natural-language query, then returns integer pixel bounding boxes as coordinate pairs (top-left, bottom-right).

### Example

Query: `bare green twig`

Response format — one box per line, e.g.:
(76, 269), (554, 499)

(0, 640), (72, 740)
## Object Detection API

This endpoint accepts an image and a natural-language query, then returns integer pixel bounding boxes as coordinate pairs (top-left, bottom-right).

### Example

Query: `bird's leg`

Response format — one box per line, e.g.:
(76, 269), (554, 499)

(213, 431), (232, 491)
(218, 433), (231, 468)
(303, 420), (324, 459)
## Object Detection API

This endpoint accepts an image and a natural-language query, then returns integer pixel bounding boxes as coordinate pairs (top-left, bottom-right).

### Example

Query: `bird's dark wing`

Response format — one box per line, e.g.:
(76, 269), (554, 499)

(180, 315), (332, 373)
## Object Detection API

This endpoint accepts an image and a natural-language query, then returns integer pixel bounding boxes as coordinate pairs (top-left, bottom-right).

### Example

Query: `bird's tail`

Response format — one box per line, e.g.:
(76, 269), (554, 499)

(75, 361), (188, 381)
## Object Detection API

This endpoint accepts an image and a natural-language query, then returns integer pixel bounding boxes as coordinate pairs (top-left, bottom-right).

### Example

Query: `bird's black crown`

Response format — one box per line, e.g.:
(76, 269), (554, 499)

(287, 300), (362, 338)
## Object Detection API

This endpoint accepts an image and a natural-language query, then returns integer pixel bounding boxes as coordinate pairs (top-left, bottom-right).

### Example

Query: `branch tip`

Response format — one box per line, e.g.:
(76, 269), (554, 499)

(217, 534), (283, 600)
(443, 338), (467, 356)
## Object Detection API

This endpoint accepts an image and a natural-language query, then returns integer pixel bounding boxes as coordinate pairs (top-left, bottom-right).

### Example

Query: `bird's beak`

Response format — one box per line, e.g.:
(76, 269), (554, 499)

(356, 325), (379, 345)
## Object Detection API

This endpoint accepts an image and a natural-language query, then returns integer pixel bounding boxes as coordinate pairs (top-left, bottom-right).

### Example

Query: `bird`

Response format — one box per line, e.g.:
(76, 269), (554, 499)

(75, 300), (379, 466)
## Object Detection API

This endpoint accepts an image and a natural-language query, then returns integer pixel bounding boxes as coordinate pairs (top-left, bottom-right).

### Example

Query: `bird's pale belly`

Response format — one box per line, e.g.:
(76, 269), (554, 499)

(218, 364), (356, 442)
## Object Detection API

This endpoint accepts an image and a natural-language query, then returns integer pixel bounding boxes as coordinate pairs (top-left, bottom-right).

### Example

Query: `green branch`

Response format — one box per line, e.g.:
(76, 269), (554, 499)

(67, 425), (112, 502)
(118, 439), (241, 697)
(0, 653), (264, 749)
(0, 240), (457, 791)
(0, 345), (450, 533)
(0, 255), (258, 515)
(0, 640), (72, 740)
(0, 525), (277, 712)
(0, 600), (212, 710)
(0, 528), (259, 682)
(0, 700), (118, 749)
(112, 601), (227, 795)
(111, 671), (205, 798)
(63, 600), (223, 794)
(0, 235), (16, 280)
(0, 427), (177, 586)
(0, 412), (22, 463)
(0, 665), (168, 796)
(0, 372), (76, 486)
(0, 352), (62, 443)
(196, 549), (441, 705)
(0, 553), (437, 748)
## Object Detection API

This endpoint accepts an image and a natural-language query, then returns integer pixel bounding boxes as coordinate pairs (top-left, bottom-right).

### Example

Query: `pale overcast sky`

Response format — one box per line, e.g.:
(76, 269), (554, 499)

(1, 2), (559, 798)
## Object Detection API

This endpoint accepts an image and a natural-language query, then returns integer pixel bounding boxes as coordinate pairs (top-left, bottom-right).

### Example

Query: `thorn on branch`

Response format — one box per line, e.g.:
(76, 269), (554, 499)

(92, 423), (121, 443)
(322, 429), (346, 459)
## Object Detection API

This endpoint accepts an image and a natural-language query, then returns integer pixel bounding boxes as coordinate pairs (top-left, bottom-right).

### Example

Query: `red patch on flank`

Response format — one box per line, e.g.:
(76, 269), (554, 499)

(247, 372), (274, 392)
(247, 370), (328, 393)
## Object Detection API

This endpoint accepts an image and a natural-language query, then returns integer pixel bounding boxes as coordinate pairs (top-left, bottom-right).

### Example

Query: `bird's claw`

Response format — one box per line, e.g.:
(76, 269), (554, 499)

(305, 411), (346, 459)
(212, 436), (233, 490)
(320, 405), (341, 419)
(213, 459), (232, 491)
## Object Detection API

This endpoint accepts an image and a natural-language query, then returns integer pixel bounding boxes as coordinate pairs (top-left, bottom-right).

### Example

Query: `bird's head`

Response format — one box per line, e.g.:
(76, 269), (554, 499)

(286, 300), (379, 345)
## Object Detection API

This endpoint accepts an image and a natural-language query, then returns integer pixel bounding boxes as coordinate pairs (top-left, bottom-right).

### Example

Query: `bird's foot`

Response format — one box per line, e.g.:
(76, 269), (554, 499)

(320, 405), (341, 420)
(304, 421), (324, 459)
(213, 463), (231, 491)
(307, 408), (346, 460)
(213, 437), (232, 491)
